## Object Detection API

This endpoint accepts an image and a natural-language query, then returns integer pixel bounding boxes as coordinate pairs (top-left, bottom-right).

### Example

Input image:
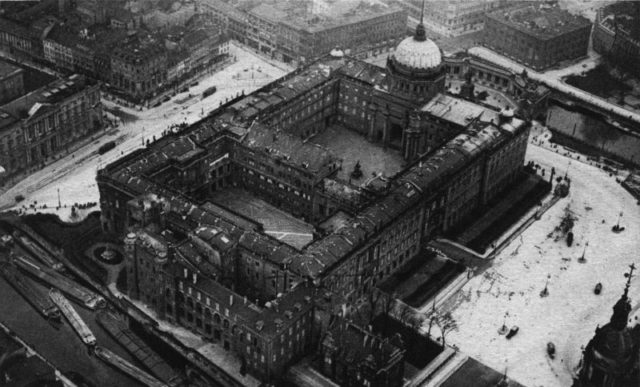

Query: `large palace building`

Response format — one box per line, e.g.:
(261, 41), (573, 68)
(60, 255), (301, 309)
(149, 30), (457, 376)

(98, 18), (530, 384)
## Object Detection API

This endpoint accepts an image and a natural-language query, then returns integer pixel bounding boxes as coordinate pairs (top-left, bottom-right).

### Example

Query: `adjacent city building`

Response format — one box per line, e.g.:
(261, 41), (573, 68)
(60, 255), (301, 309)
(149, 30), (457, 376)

(0, 72), (102, 184)
(408, 0), (515, 37)
(484, 4), (592, 70)
(593, 1), (640, 77)
(199, 0), (407, 64)
(0, 0), (230, 104)
(98, 18), (531, 384)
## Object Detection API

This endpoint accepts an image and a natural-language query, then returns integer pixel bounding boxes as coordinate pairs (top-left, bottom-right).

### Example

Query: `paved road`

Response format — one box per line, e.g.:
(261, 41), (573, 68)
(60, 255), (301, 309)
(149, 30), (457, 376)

(0, 43), (292, 220)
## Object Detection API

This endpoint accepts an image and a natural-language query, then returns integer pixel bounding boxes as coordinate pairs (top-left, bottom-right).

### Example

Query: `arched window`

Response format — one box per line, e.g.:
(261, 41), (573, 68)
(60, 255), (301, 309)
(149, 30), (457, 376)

(214, 313), (221, 325)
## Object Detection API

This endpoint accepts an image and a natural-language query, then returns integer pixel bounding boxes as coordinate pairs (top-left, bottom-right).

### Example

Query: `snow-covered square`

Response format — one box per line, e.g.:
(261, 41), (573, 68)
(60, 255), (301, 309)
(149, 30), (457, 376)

(440, 143), (640, 387)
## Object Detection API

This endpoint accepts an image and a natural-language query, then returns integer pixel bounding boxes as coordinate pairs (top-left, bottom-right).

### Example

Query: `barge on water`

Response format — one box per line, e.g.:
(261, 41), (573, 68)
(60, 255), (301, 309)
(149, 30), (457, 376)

(13, 231), (63, 271)
(96, 311), (183, 386)
(94, 346), (169, 387)
(49, 289), (96, 346)
(0, 262), (61, 321)
(15, 254), (105, 310)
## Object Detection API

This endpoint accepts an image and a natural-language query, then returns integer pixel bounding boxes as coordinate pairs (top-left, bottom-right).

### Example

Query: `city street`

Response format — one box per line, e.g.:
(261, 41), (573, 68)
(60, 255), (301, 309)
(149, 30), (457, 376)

(437, 141), (640, 387)
(0, 43), (293, 221)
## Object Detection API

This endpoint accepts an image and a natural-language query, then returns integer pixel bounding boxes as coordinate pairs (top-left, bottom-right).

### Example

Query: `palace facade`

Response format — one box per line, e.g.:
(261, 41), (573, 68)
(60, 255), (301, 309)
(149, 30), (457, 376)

(98, 19), (531, 384)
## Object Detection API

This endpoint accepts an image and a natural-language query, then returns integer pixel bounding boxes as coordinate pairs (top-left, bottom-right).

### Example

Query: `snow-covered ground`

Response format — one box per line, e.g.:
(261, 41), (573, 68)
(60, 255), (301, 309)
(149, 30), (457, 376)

(559, 0), (616, 22)
(437, 143), (640, 387)
(0, 43), (293, 221)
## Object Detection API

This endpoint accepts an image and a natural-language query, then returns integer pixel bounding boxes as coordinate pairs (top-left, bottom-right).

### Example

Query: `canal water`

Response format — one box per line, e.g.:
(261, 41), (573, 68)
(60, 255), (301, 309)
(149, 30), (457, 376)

(0, 274), (144, 387)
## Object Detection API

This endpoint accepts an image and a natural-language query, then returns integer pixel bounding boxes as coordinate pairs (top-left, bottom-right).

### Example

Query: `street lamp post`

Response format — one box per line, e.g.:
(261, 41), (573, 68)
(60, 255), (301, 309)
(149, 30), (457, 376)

(578, 242), (588, 264)
(540, 274), (550, 297)
(498, 311), (509, 335)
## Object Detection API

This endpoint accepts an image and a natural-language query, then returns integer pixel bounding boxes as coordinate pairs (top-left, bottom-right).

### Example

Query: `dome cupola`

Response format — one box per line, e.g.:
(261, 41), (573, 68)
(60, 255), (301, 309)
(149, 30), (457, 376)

(385, 0), (446, 103)
(390, 1), (442, 72)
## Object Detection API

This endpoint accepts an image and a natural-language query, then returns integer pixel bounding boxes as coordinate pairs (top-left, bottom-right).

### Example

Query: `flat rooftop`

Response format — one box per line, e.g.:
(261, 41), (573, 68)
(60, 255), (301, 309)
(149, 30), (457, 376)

(311, 126), (405, 183)
(378, 251), (465, 308)
(0, 74), (94, 132)
(440, 357), (525, 387)
(487, 5), (591, 40)
(421, 93), (499, 128)
(0, 60), (21, 79)
(243, 125), (337, 174)
(210, 188), (314, 249)
(251, 0), (403, 33)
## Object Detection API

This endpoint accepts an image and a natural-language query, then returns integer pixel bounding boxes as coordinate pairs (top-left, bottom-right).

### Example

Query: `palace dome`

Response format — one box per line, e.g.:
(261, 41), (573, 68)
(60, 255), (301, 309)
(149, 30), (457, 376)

(590, 323), (637, 365)
(391, 23), (442, 71)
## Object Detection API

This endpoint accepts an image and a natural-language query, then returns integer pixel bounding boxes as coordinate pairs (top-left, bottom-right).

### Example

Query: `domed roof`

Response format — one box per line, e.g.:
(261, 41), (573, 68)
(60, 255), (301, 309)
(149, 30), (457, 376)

(392, 23), (442, 70)
(589, 323), (638, 369)
(587, 268), (639, 369)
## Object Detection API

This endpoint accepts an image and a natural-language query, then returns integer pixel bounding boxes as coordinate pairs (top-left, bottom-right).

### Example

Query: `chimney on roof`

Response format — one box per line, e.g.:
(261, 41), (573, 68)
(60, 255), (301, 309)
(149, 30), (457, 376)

(244, 296), (247, 305)
(229, 294), (234, 306)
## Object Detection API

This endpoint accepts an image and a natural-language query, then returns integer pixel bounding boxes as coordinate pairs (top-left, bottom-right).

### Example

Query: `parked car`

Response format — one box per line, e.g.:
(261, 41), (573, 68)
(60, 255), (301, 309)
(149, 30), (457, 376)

(594, 282), (603, 295)
(547, 342), (556, 359)
(506, 326), (519, 339)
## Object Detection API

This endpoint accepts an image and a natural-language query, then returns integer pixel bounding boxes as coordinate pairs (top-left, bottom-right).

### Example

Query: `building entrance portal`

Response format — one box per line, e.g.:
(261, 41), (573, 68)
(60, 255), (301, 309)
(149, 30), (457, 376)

(389, 124), (403, 148)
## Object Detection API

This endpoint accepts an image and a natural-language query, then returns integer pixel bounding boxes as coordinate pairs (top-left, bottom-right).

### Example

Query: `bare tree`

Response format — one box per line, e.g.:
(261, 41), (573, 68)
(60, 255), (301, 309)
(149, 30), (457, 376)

(426, 300), (436, 337)
(433, 311), (458, 347)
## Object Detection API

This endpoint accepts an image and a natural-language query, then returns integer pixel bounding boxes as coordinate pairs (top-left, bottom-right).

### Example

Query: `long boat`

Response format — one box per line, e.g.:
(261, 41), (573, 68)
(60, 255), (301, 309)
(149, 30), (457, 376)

(94, 346), (168, 387)
(15, 254), (105, 310)
(96, 311), (182, 386)
(13, 231), (63, 271)
(0, 262), (61, 321)
(49, 289), (96, 346)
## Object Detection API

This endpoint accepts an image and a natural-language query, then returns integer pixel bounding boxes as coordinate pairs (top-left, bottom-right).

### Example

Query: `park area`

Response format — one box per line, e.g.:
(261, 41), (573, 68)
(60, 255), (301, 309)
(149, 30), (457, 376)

(565, 64), (640, 111)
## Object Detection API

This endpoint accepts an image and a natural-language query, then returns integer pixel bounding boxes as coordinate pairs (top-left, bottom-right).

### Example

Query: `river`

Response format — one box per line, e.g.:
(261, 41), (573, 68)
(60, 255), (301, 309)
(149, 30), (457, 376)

(0, 273), (144, 387)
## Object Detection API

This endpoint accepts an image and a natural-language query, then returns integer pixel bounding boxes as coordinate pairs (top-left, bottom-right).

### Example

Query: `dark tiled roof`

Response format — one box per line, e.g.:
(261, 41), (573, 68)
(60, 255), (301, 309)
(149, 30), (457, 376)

(0, 60), (22, 79)
(242, 125), (337, 173)
(487, 5), (591, 40)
